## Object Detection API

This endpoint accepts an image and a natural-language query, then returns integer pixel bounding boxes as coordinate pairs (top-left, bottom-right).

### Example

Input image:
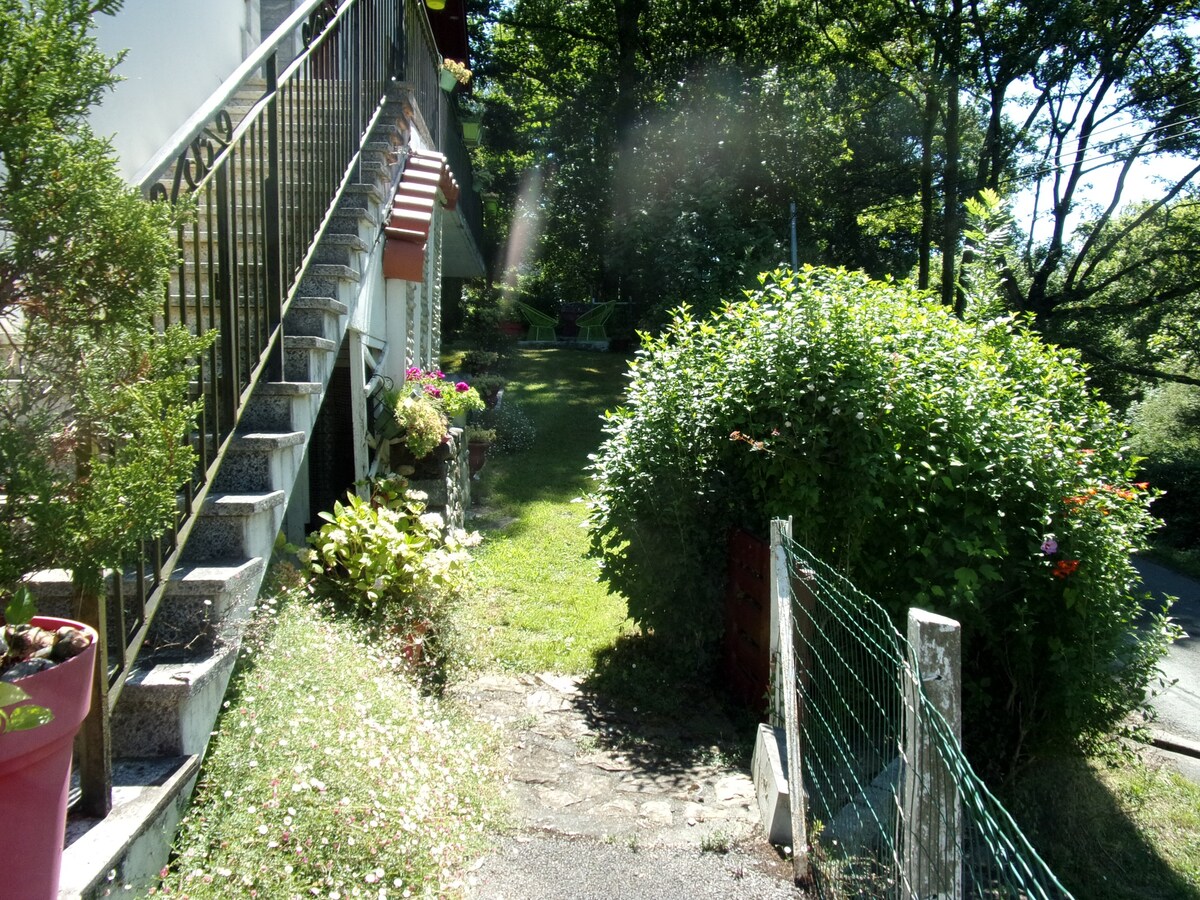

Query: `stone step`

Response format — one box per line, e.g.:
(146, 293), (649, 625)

(110, 642), (241, 758)
(145, 557), (267, 655)
(214, 430), (307, 493)
(285, 294), (348, 341)
(238, 380), (323, 432)
(283, 333), (339, 382)
(182, 490), (287, 563)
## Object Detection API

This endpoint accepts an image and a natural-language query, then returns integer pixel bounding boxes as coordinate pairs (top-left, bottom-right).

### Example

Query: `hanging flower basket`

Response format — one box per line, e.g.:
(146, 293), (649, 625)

(439, 59), (471, 93)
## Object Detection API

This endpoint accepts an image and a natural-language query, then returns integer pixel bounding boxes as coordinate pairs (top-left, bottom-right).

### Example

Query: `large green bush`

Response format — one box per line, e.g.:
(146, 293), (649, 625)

(587, 266), (1173, 772)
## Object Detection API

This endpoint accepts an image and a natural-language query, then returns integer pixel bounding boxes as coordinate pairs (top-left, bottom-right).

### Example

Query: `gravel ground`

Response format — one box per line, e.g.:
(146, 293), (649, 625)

(453, 673), (807, 900)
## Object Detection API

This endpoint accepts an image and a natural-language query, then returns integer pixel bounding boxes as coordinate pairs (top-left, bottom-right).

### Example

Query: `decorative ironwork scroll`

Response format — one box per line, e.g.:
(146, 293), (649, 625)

(148, 110), (234, 203)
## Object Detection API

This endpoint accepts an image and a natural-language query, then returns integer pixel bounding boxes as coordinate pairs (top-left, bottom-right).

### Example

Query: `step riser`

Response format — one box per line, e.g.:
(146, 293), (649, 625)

(285, 300), (347, 342)
(184, 494), (286, 563)
(284, 346), (330, 382)
(144, 558), (267, 655)
(214, 442), (304, 494)
(239, 386), (319, 432)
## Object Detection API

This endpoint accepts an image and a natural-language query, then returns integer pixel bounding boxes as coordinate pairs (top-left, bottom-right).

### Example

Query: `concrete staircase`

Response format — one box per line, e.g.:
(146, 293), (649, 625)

(52, 89), (415, 899)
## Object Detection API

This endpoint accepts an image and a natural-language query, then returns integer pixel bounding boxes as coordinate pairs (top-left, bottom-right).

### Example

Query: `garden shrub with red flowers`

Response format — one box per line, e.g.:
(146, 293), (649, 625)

(587, 266), (1175, 774)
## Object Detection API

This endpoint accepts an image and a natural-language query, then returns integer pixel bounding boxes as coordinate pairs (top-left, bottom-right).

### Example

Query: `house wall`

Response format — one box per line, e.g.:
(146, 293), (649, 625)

(89, 0), (260, 182)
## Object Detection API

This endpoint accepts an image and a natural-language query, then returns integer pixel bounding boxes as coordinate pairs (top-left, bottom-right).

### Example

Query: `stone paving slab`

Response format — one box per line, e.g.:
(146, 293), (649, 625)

(454, 673), (806, 898)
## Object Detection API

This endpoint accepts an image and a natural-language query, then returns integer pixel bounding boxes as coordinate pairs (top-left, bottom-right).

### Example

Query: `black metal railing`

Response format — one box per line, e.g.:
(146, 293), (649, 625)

(404, 0), (442, 141)
(74, 0), (453, 815)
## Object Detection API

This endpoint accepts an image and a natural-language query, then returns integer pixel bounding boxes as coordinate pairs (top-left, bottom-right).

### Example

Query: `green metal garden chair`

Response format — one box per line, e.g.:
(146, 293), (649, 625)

(575, 302), (615, 341)
(515, 300), (558, 341)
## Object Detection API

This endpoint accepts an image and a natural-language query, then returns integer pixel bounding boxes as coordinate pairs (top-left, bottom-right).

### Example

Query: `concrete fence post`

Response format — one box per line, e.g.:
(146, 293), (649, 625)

(900, 608), (962, 899)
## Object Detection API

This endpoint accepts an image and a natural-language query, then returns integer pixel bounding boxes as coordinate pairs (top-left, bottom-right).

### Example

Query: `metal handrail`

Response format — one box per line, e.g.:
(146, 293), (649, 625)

(77, 0), (413, 816)
(134, 0), (341, 191)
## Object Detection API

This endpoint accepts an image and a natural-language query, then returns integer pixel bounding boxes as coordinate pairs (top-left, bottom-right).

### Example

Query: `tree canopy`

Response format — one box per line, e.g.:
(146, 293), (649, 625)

(467, 0), (1200, 389)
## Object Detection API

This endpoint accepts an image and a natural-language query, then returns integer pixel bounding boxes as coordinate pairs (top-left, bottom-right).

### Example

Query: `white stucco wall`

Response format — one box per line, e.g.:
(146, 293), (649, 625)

(89, 0), (260, 182)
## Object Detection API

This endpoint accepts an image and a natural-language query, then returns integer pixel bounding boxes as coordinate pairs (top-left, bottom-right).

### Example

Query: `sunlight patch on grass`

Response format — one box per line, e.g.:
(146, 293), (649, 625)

(1010, 752), (1200, 900)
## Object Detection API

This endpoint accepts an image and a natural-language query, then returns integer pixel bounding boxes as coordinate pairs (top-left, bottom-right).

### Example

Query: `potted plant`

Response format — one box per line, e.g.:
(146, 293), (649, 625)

(459, 99), (483, 147)
(439, 58), (471, 93)
(464, 426), (496, 478)
(471, 373), (507, 409)
(0, 592), (97, 900)
(378, 368), (485, 470)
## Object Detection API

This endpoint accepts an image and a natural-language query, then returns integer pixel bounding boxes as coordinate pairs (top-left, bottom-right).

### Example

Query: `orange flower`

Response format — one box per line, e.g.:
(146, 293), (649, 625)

(1052, 558), (1080, 579)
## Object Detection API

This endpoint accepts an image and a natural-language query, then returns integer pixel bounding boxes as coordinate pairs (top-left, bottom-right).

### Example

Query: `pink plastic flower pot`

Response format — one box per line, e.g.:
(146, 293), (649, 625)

(0, 616), (97, 900)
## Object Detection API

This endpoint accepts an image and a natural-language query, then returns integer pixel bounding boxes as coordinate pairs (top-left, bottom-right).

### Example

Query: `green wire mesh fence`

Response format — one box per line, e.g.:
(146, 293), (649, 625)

(772, 522), (1073, 899)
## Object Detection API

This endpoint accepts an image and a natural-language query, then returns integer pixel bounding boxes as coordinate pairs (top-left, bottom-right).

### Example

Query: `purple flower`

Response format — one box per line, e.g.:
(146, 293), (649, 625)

(1040, 537), (1058, 555)
(455, 381), (469, 393)
(424, 385), (442, 398)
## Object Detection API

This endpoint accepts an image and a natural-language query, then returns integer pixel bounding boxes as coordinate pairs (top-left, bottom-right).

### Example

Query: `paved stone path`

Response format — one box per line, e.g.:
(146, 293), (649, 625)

(454, 672), (806, 899)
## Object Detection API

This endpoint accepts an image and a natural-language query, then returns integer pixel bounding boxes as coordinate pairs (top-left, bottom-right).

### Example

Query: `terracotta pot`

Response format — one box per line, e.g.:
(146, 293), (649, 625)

(468, 441), (489, 477)
(0, 616), (97, 899)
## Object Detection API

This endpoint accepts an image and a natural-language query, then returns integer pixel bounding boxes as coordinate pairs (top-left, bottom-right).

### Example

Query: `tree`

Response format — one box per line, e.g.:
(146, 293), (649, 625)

(0, 0), (209, 618)
(474, 0), (929, 322)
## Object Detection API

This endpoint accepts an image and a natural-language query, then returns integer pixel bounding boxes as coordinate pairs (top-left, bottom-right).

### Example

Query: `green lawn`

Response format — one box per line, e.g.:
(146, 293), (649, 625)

(457, 348), (634, 674)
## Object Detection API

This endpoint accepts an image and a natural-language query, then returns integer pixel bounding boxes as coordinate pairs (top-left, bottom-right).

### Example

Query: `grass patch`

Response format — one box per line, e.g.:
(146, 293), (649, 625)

(1010, 752), (1200, 900)
(460, 348), (633, 674)
(155, 574), (502, 898)
(1147, 542), (1200, 581)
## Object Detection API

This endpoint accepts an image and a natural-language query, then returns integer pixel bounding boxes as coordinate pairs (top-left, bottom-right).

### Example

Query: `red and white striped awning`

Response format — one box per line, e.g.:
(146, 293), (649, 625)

(382, 149), (461, 282)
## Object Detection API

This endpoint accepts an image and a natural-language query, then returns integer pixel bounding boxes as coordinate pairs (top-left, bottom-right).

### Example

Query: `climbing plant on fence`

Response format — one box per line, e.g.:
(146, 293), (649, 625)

(586, 266), (1176, 775)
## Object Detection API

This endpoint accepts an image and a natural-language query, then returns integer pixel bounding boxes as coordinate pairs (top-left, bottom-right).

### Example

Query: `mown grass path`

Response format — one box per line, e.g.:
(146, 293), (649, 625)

(459, 348), (634, 674)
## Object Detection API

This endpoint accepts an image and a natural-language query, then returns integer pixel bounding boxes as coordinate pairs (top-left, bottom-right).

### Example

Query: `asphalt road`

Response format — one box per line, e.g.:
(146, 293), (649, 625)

(1134, 558), (1200, 762)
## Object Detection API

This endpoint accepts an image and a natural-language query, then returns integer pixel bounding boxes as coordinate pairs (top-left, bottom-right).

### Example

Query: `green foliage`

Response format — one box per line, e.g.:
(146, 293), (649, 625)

(587, 266), (1172, 772)
(303, 477), (475, 683)
(1126, 383), (1200, 550)
(378, 369), (485, 459)
(1129, 383), (1200, 464)
(389, 395), (447, 458)
(159, 583), (501, 896)
(0, 682), (53, 734)
(0, 0), (211, 596)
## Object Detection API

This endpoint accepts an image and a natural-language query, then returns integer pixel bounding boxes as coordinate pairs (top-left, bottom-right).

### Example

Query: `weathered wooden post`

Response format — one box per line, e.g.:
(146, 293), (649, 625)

(899, 608), (962, 899)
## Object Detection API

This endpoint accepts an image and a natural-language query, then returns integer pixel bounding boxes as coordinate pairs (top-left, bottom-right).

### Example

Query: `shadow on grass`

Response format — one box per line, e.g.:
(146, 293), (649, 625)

(569, 630), (762, 777)
(1007, 754), (1200, 900)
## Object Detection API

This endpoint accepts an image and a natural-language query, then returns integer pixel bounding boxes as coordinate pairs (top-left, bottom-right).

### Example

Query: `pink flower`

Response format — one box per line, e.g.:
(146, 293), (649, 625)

(1040, 538), (1058, 555)
(455, 382), (469, 392)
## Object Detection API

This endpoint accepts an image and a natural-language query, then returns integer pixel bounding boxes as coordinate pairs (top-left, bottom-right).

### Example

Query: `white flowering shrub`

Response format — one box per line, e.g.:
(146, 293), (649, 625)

(303, 476), (477, 686)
